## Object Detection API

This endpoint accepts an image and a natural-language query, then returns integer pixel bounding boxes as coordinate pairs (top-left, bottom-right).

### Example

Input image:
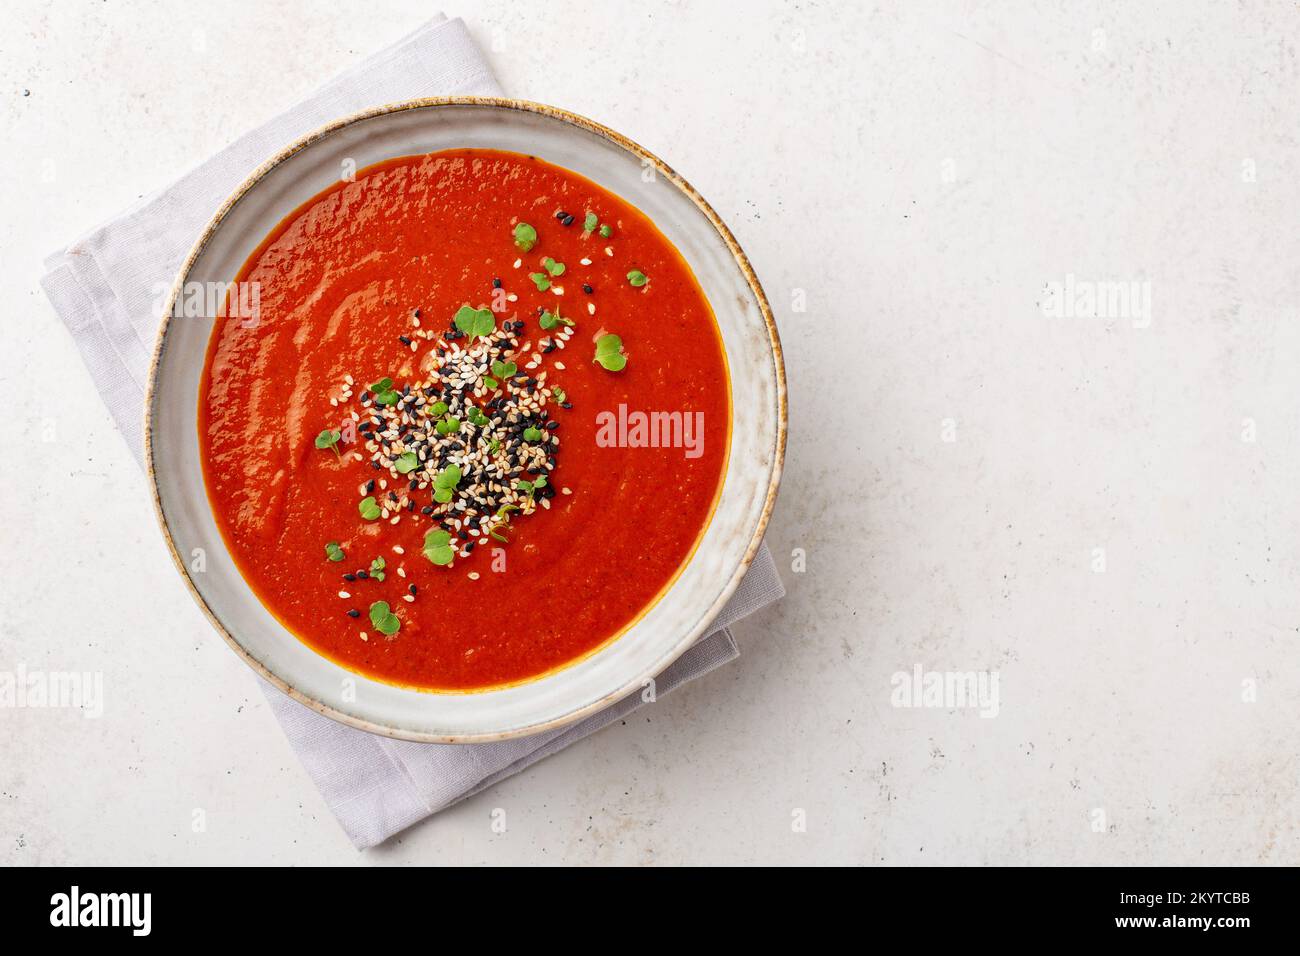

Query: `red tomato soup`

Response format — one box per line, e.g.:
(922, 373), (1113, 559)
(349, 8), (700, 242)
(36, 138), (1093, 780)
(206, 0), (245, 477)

(199, 149), (731, 690)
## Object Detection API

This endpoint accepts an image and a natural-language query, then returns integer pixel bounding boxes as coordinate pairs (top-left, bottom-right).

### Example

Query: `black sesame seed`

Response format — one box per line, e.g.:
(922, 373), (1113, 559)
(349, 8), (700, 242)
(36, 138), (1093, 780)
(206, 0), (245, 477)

(492, 277), (502, 289)
(582, 284), (593, 294)
(562, 214), (574, 226)
(408, 584), (417, 596)
(343, 573), (357, 581)
(399, 335), (412, 346)
(554, 210), (569, 222)
(347, 609), (360, 618)
(358, 571), (369, 580)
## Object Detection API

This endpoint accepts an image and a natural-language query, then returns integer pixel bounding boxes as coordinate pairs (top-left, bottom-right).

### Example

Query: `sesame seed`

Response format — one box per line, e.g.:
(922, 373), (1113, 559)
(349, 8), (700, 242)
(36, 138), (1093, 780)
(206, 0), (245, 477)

(338, 591), (351, 599)
(468, 572), (480, 580)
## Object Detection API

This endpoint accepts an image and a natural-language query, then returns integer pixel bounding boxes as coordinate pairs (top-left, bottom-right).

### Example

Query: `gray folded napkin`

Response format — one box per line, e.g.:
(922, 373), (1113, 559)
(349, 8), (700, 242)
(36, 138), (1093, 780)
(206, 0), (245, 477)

(39, 13), (784, 849)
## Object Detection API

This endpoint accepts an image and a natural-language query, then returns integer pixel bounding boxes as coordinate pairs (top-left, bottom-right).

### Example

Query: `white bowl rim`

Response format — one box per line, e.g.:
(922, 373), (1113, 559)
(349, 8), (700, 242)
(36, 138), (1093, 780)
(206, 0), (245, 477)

(144, 97), (787, 742)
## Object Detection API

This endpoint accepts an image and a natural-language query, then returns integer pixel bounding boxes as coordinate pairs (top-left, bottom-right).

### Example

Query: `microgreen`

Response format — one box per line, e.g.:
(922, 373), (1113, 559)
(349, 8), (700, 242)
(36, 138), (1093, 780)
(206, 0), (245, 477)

(539, 307), (573, 330)
(600, 224), (613, 238)
(594, 333), (627, 371)
(489, 504), (519, 543)
(489, 438), (502, 454)
(394, 451), (418, 474)
(454, 305), (496, 343)
(529, 272), (551, 292)
(523, 426), (544, 441)
(491, 360), (517, 380)
(358, 496), (381, 520)
(369, 556), (386, 582)
(435, 417), (461, 436)
(314, 429), (341, 459)
(368, 600), (400, 636)
(432, 464), (461, 503)
(324, 541), (345, 562)
(369, 377), (399, 405)
(482, 376), (498, 389)
(468, 407), (490, 427)
(627, 269), (648, 287)
(517, 474), (548, 499)
(551, 386), (566, 404)
(542, 257), (565, 277)
(513, 221), (537, 252)
(583, 212), (598, 235)
(422, 529), (455, 566)
(429, 400), (448, 417)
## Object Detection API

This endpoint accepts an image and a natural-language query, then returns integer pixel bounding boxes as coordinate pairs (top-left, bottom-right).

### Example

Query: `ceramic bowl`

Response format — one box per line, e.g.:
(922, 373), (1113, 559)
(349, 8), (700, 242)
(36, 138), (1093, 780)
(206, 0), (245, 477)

(146, 98), (785, 742)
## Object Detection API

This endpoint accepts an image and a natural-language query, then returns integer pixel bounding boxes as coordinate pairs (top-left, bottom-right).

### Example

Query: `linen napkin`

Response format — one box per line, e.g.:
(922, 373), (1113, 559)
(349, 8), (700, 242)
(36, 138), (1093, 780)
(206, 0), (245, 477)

(40, 13), (784, 849)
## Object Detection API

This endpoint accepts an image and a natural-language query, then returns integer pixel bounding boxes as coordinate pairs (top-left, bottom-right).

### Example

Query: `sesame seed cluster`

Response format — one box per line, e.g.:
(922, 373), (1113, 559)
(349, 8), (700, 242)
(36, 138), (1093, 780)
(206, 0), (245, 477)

(345, 309), (573, 563)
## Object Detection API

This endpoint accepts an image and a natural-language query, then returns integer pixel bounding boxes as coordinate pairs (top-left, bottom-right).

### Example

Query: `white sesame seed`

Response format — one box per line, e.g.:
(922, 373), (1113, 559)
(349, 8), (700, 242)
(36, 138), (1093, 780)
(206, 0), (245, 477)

(580, 257), (592, 266)
(360, 632), (368, 642)
(513, 258), (522, 268)
(397, 567), (407, 578)
(506, 293), (518, 302)
(392, 545), (404, 555)
(555, 361), (565, 370)
(403, 594), (415, 603)
(604, 246), (614, 256)
(338, 591), (351, 599)
(468, 572), (480, 580)
(551, 286), (564, 296)
(562, 487), (572, 495)
(587, 303), (596, 315)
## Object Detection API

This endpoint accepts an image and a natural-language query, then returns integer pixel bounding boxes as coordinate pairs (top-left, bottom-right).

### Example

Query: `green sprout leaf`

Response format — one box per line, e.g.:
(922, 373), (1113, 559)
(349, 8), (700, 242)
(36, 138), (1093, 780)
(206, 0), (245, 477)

(600, 224), (613, 238)
(369, 377), (399, 406)
(594, 333), (627, 372)
(431, 464), (461, 504)
(369, 556), (386, 582)
(517, 474), (548, 500)
(468, 407), (490, 427)
(394, 452), (418, 474)
(529, 272), (551, 292)
(513, 221), (537, 252)
(583, 212), (599, 235)
(523, 426), (544, 442)
(429, 400), (448, 417)
(422, 529), (456, 566)
(453, 305), (496, 344)
(358, 496), (382, 520)
(314, 429), (341, 459)
(482, 375), (499, 389)
(626, 269), (648, 288)
(538, 307), (572, 331)
(368, 600), (400, 636)
(542, 257), (565, 277)
(435, 417), (461, 436)
(491, 360), (517, 380)
(489, 504), (519, 542)
(551, 386), (566, 404)
(324, 541), (345, 562)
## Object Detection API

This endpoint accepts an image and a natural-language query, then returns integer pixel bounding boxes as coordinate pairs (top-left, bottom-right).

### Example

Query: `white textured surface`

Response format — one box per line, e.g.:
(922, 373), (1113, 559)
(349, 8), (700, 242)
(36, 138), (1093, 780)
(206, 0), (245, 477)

(4, 0), (1299, 864)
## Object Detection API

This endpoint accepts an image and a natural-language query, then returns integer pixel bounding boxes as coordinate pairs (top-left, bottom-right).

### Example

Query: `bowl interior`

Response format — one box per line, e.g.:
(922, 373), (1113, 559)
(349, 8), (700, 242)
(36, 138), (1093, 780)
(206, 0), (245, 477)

(148, 100), (782, 741)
